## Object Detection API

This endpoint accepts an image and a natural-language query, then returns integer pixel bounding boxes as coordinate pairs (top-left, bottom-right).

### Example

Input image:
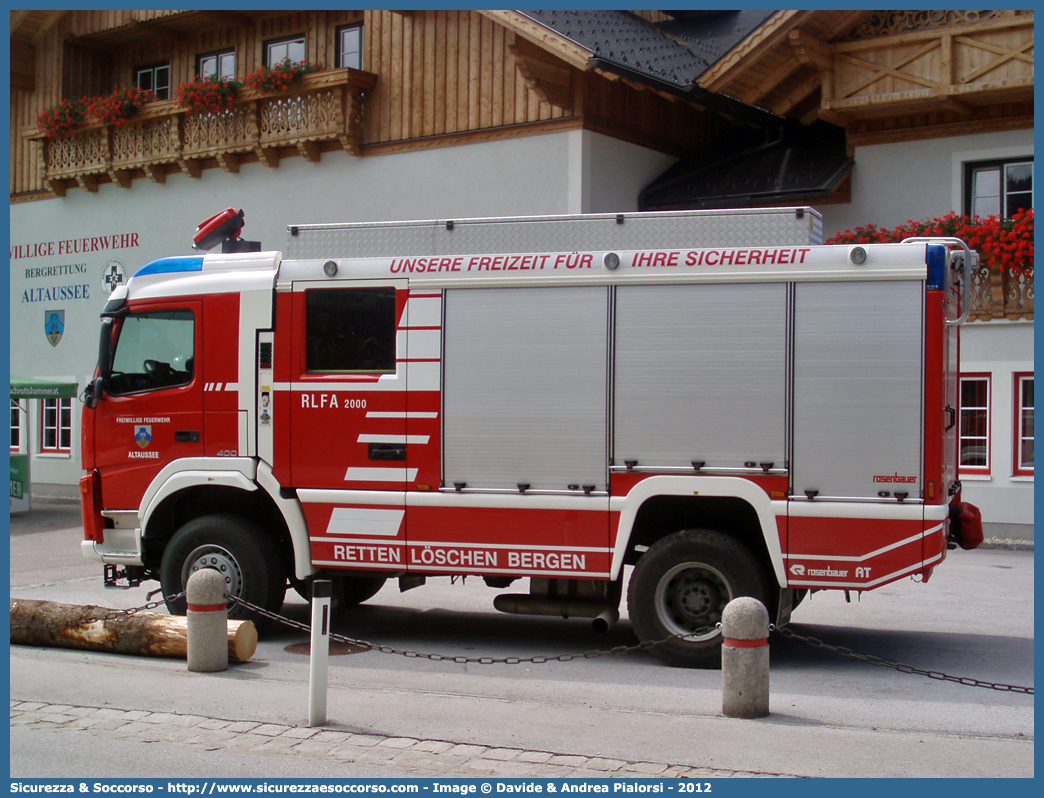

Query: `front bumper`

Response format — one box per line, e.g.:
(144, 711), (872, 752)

(81, 533), (144, 566)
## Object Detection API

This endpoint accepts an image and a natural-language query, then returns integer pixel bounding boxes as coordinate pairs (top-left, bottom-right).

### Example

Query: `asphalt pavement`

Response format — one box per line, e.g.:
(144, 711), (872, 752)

(8, 501), (1036, 779)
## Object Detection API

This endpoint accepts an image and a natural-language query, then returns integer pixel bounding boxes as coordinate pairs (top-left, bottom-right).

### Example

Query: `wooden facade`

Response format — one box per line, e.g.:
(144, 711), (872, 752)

(695, 8), (1034, 321)
(10, 9), (1031, 320)
(11, 9), (724, 201)
(700, 9), (1033, 146)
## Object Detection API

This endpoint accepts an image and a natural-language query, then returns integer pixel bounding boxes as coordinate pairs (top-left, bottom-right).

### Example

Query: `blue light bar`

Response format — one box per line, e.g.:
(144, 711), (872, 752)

(926, 245), (946, 290)
(133, 255), (205, 277)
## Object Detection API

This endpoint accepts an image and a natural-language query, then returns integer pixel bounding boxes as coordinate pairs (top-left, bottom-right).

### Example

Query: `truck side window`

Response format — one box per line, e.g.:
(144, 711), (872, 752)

(305, 288), (396, 373)
(108, 310), (195, 395)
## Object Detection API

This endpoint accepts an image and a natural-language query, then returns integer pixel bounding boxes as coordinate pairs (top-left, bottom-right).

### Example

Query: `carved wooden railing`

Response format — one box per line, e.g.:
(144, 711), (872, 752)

(968, 263), (1034, 321)
(29, 69), (376, 196)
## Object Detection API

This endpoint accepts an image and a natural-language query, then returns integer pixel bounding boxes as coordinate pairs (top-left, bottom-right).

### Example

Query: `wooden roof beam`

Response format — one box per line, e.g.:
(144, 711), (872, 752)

(38, 10), (65, 34)
(825, 87), (987, 120)
(508, 35), (574, 108)
(482, 10), (593, 72)
(653, 88), (681, 103)
(699, 9), (816, 92)
(769, 72), (822, 117)
(10, 10), (30, 35)
(939, 96), (974, 116)
(789, 30), (833, 72)
(799, 102), (822, 126)
(820, 10), (875, 41)
(738, 58), (802, 105)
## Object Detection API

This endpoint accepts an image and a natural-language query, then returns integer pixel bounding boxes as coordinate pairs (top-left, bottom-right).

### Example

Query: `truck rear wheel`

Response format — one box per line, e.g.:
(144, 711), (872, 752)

(627, 529), (769, 669)
(160, 514), (286, 627)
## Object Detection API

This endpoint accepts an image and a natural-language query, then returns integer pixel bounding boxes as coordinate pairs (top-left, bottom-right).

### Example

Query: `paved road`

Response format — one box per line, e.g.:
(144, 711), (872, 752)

(8, 503), (1035, 778)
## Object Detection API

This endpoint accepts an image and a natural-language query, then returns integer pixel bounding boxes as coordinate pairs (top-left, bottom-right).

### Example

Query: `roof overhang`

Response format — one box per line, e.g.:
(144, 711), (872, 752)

(639, 120), (853, 211)
(485, 9), (780, 126)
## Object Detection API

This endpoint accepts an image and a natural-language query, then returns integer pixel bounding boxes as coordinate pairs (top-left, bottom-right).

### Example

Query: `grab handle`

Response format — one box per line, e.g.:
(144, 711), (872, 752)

(902, 236), (973, 326)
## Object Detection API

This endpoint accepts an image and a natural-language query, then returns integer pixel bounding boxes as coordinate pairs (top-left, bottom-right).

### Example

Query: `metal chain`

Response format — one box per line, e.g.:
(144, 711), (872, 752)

(773, 625), (1034, 695)
(15, 591), (1031, 694)
(10, 592), (185, 633)
(232, 596), (718, 664)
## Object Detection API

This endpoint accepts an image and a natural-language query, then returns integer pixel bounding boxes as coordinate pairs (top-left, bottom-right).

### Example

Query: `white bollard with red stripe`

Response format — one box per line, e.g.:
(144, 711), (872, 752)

(186, 568), (229, 672)
(721, 596), (770, 718)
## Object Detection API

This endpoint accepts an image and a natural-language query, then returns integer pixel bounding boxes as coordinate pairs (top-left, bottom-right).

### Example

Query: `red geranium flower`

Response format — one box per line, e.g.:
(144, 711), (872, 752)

(826, 211), (1033, 275)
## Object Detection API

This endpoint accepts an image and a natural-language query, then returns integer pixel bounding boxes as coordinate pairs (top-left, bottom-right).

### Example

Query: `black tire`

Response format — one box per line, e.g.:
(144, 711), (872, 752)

(339, 575), (387, 605)
(160, 514), (286, 627)
(293, 575), (387, 607)
(627, 529), (770, 669)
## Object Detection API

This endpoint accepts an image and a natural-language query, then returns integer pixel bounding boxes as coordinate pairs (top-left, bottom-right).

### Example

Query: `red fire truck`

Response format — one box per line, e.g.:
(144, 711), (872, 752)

(80, 207), (982, 667)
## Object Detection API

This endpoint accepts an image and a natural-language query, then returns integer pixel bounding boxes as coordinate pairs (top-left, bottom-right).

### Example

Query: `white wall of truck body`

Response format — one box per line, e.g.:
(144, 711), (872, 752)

(84, 231), (956, 599)
(816, 127), (1034, 535)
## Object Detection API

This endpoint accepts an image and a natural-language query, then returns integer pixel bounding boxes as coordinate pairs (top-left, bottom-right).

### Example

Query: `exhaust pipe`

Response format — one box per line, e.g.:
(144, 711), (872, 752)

(493, 594), (618, 632)
(591, 606), (619, 634)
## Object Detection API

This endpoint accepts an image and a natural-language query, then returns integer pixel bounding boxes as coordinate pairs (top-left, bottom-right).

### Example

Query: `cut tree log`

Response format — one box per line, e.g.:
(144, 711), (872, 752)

(10, 599), (257, 662)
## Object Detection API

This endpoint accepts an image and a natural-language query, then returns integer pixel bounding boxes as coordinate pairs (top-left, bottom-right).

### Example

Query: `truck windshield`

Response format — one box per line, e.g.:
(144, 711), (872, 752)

(108, 310), (195, 395)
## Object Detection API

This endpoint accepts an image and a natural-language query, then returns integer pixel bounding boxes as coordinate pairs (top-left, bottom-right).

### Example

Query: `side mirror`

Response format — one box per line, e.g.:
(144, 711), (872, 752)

(83, 375), (104, 409)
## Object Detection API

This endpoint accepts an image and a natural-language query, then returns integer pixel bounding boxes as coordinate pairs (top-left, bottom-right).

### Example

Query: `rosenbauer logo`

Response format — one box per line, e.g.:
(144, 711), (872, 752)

(873, 472), (918, 484)
(790, 564), (849, 578)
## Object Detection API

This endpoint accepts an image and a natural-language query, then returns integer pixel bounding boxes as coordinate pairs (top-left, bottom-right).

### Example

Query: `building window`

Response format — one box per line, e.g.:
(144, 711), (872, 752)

(265, 35), (306, 67)
(959, 375), (991, 474)
(337, 25), (363, 70)
(11, 401), (24, 453)
(41, 398), (72, 453)
(305, 288), (397, 373)
(1014, 373), (1033, 475)
(135, 63), (171, 100)
(198, 49), (236, 80)
(965, 158), (1033, 218)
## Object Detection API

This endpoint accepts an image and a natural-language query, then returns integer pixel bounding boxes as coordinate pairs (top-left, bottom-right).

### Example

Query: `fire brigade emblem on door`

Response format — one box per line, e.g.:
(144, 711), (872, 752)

(134, 425), (152, 449)
(44, 310), (64, 347)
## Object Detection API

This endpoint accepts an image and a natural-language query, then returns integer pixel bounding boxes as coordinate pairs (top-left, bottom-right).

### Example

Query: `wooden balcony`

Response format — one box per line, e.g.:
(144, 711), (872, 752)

(27, 69), (376, 196)
(969, 263), (1033, 321)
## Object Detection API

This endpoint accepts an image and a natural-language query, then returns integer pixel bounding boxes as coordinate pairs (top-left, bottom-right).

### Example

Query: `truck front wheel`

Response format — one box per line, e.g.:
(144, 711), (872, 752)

(294, 575), (387, 607)
(160, 514), (287, 627)
(627, 529), (769, 668)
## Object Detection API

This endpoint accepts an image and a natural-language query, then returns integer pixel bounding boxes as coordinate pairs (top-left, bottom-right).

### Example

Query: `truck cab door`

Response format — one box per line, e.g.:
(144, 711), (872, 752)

(289, 281), (409, 566)
(93, 302), (204, 509)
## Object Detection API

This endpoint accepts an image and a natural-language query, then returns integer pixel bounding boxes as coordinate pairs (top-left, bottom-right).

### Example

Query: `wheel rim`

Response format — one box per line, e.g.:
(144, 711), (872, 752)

(181, 544), (243, 604)
(654, 561), (731, 641)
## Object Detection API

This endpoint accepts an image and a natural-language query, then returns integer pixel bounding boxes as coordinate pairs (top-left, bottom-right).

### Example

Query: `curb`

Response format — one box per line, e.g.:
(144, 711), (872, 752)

(978, 538), (1033, 551)
(10, 700), (788, 779)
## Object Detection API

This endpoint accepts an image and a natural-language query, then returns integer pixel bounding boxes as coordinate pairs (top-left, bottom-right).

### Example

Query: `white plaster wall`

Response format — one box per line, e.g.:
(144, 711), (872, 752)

(957, 320), (1035, 526)
(817, 128), (1034, 239)
(576, 130), (678, 214)
(9, 129), (675, 491)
